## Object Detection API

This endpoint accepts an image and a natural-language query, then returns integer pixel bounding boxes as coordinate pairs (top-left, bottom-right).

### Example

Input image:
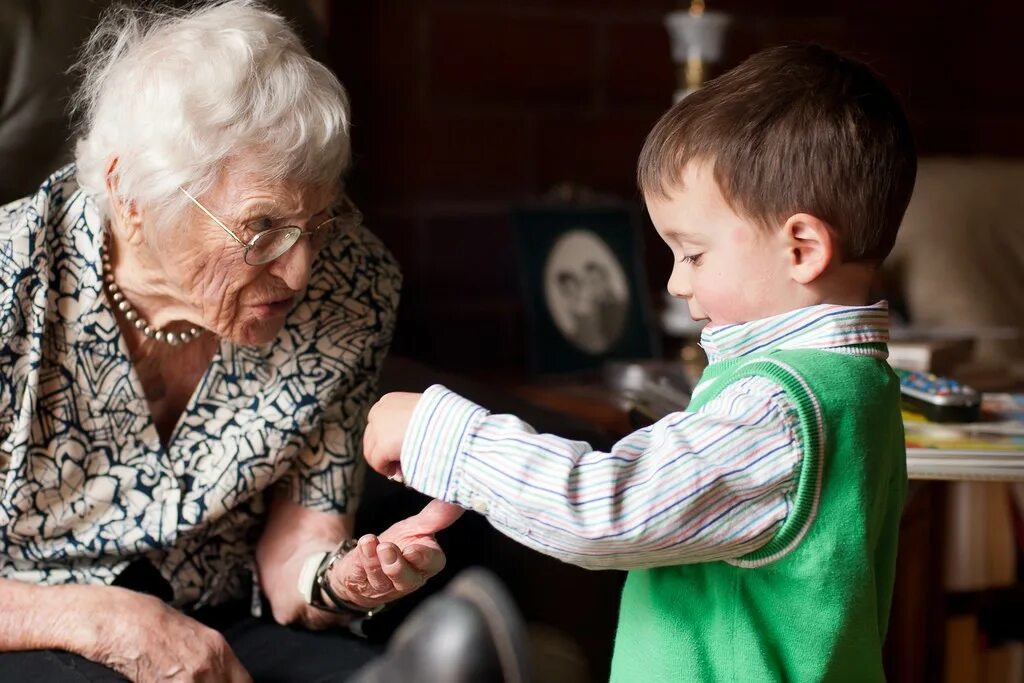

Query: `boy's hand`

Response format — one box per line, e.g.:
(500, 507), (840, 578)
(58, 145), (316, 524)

(363, 392), (423, 478)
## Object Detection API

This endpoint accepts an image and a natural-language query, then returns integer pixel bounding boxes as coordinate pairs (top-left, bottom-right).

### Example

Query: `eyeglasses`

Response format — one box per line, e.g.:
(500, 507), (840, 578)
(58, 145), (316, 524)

(178, 187), (363, 266)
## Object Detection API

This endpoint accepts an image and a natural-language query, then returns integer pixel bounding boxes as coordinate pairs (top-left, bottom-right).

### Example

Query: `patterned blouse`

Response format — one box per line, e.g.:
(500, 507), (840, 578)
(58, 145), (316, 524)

(0, 166), (400, 608)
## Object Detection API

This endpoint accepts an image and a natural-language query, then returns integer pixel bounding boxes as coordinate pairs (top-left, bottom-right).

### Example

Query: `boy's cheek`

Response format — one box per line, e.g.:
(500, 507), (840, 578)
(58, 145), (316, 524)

(698, 291), (748, 325)
(692, 284), (743, 325)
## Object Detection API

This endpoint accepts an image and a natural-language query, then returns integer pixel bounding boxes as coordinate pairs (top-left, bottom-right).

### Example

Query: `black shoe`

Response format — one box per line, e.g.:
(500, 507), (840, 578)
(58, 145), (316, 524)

(352, 568), (531, 683)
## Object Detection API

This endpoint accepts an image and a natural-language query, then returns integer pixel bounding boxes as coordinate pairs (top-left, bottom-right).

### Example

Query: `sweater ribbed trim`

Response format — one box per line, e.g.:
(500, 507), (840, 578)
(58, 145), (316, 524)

(728, 359), (825, 567)
(695, 357), (826, 568)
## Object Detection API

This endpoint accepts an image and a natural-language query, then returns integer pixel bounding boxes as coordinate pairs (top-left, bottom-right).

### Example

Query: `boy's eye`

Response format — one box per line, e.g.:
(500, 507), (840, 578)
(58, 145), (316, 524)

(680, 253), (703, 266)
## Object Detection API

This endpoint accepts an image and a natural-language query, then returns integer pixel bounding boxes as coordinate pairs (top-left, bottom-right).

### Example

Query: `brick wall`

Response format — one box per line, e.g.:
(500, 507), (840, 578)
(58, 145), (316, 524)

(327, 0), (1024, 373)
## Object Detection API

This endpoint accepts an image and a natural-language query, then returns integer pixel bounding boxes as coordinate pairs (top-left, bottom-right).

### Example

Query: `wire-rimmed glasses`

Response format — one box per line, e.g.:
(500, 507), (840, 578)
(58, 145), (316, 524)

(179, 187), (363, 266)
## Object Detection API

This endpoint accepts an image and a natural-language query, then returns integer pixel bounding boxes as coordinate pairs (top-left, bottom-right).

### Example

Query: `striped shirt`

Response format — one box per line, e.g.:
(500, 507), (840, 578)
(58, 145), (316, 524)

(400, 303), (890, 570)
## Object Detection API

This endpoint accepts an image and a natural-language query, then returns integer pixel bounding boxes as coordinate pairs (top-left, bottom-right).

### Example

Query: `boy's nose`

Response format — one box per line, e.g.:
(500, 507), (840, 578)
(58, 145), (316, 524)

(667, 282), (689, 299)
(667, 268), (692, 299)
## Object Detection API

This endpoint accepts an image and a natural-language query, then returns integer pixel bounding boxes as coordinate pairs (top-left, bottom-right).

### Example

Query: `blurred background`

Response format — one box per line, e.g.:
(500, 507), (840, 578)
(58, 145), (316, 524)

(323, 0), (1024, 377)
(3, 1), (1024, 681)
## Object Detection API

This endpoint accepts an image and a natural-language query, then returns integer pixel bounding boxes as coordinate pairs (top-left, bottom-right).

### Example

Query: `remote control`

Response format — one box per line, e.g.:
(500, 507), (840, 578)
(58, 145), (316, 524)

(895, 368), (981, 423)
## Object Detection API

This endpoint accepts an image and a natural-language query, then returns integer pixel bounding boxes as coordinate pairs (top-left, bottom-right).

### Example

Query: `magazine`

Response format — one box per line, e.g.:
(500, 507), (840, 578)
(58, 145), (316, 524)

(905, 394), (1024, 481)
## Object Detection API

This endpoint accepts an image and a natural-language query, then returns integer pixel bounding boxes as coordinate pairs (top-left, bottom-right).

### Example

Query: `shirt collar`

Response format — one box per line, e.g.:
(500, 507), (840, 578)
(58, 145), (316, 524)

(699, 302), (890, 364)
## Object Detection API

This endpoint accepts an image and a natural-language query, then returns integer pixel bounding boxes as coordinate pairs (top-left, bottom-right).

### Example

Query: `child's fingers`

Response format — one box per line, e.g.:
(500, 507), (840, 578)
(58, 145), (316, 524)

(378, 542), (425, 593)
(356, 534), (392, 594)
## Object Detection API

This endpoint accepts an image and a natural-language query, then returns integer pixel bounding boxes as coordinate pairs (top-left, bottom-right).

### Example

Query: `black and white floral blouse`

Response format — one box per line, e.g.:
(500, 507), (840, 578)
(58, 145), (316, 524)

(0, 166), (400, 608)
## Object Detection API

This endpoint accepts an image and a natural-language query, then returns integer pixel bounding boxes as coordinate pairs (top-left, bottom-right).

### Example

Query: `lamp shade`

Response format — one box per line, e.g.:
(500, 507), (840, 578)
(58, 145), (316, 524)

(664, 10), (731, 64)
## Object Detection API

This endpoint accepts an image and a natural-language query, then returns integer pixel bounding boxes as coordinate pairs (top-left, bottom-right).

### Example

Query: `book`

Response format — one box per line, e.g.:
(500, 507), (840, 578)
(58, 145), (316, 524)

(906, 394), (1024, 481)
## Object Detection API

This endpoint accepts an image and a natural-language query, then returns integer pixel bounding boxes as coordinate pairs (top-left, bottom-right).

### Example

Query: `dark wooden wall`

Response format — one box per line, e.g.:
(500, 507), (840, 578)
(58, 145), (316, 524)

(326, 1), (1024, 374)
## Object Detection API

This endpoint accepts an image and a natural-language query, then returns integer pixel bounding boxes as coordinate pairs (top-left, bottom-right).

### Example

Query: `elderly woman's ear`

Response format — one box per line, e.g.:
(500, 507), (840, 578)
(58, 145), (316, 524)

(104, 157), (145, 244)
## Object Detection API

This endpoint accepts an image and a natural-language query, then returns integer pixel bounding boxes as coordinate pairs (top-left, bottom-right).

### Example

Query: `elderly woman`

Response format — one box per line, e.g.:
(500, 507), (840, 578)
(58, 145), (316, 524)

(0, 2), (460, 681)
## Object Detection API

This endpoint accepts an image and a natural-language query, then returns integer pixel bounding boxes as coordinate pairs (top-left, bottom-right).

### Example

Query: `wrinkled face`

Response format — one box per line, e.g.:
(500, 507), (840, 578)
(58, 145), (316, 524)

(646, 162), (792, 327)
(154, 165), (337, 345)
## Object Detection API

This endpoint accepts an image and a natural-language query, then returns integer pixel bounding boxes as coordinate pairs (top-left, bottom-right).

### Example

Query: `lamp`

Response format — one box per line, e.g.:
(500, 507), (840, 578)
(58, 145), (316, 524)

(664, 1), (731, 101)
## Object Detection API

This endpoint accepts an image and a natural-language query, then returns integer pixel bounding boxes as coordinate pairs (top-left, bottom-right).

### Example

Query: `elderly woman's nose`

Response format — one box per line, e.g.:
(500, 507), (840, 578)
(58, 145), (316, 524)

(270, 239), (314, 290)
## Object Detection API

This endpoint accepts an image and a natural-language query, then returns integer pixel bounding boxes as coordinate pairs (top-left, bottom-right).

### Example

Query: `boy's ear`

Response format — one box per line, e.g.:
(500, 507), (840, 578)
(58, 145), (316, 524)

(105, 157), (145, 245)
(782, 213), (834, 284)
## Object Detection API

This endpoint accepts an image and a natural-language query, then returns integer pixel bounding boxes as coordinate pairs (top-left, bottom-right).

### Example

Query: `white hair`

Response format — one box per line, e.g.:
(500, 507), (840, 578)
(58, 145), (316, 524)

(72, 0), (350, 229)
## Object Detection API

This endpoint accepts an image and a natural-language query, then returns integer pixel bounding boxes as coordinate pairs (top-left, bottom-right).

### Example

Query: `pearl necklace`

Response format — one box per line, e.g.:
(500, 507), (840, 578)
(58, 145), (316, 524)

(101, 235), (204, 346)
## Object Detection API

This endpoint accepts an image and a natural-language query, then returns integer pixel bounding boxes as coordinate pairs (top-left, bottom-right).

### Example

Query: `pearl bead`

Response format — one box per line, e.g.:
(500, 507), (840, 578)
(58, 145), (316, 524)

(102, 234), (204, 347)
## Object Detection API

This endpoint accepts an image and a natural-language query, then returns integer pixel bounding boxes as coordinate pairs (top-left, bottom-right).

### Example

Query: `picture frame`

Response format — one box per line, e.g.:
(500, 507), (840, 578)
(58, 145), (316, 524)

(512, 203), (659, 374)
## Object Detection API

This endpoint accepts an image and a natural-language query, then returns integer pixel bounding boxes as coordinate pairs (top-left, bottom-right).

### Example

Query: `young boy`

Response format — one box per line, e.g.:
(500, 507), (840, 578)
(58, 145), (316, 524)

(362, 44), (916, 682)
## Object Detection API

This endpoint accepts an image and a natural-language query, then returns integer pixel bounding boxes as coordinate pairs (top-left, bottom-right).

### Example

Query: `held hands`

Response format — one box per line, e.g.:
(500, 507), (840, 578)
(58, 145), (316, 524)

(346, 392), (461, 609)
(362, 392), (422, 479)
(327, 500), (463, 609)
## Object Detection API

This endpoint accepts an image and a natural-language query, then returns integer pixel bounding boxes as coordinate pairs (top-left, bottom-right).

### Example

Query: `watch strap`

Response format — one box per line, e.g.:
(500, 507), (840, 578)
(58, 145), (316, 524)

(308, 539), (388, 621)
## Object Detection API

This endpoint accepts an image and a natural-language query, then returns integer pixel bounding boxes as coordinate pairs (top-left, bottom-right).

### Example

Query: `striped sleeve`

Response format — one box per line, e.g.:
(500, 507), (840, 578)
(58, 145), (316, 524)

(400, 379), (804, 570)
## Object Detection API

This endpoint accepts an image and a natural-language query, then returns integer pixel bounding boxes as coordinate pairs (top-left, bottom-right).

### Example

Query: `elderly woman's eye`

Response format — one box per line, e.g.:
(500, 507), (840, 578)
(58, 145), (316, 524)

(248, 217), (275, 234)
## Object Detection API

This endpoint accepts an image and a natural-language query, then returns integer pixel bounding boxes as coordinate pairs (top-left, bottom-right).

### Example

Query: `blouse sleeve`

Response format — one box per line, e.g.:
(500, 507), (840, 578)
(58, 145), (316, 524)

(1, 196), (41, 462)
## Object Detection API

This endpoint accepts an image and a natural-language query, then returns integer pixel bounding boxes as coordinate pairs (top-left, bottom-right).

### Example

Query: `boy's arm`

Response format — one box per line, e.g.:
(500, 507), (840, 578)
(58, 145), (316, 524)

(394, 380), (806, 571)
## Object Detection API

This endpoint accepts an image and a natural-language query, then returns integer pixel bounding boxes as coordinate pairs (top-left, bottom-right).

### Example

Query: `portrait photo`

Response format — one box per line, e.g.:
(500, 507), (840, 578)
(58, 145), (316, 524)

(544, 229), (630, 355)
(513, 205), (658, 374)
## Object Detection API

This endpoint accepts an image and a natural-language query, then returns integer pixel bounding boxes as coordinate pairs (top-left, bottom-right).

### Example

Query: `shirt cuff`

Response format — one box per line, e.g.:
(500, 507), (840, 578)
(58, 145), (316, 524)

(400, 384), (488, 503)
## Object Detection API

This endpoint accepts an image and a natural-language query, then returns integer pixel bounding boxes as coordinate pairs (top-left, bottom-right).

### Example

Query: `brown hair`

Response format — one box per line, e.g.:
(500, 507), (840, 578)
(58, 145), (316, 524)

(638, 44), (916, 263)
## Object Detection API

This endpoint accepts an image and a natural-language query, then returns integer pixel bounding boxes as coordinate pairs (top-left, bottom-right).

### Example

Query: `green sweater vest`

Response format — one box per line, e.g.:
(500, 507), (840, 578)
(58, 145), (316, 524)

(610, 349), (907, 682)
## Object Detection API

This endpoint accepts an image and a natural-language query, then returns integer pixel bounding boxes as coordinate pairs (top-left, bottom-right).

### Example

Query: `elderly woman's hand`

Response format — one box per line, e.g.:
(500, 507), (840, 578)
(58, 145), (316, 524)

(86, 585), (252, 683)
(327, 500), (463, 609)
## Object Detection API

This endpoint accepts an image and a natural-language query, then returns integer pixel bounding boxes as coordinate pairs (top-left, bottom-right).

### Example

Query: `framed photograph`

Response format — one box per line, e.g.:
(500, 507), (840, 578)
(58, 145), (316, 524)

(512, 204), (659, 374)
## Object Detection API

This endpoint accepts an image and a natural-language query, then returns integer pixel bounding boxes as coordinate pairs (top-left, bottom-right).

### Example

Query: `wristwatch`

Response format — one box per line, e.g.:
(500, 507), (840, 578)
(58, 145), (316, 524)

(298, 538), (387, 622)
